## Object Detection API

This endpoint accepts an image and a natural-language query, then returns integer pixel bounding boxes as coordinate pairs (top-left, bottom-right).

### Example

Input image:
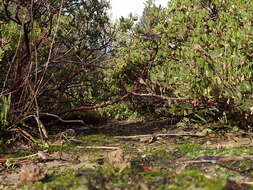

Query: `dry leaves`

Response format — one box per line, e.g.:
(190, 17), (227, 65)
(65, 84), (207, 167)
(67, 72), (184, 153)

(104, 149), (130, 169)
(19, 164), (46, 185)
(0, 38), (10, 48)
(37, 151), (52, 161)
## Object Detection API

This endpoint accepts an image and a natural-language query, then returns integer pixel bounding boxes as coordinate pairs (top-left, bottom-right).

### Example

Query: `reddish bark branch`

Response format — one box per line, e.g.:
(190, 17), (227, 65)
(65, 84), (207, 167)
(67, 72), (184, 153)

(131, 92), (195, 102)
(58, 93), (131, 115)
(58, 91), (197, 115)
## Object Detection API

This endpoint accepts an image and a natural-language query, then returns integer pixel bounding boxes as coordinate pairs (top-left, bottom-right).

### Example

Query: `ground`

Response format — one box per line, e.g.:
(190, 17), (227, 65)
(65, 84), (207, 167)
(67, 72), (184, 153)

(1, 119), (253, 190)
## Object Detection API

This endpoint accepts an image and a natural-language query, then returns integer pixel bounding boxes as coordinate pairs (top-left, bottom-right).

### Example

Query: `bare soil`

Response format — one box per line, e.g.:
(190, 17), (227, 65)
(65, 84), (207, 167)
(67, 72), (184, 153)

(1, 120), (253, 189)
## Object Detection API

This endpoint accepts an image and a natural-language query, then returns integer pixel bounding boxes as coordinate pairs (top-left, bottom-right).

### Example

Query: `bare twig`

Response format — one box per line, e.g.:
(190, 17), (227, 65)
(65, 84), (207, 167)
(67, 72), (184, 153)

(183, 160), (217, 164)
(217, 155), (253, 162)
(0, 151), (43, 163)
(182, 155), (253, 174)
(115, 132), (202, 139)
(40, 113), (85, 124)
(183, 155), (253, 164)
(9, 127), (36, 143)
(34, 115), (48, 143)
(241, 182), (253, 185)
(79, 146), (120, 150)
(59, 93), (131, 115)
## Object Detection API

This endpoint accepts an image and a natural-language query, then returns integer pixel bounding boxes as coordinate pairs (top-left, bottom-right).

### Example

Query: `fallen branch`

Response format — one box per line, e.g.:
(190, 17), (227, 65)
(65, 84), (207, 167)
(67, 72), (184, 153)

(131, 92), (195, 102)
(217, 155), (253, 162)
(59, 93), (131, 115)
(79, 146), (120, 150)
(0, 152), (39, 163)
(115, 132), (202, 139)
(56, 85), (199, 116)
(182, 155), (253, 174)
(183, 160), (217, 164)
(40, 112), (85, 124)
(183, 155), (253, 165)
(157, 133), (202, 137)
(241, 182), (253, 185)
(0, 150), (58, 164)
(9, 127), (36, 143)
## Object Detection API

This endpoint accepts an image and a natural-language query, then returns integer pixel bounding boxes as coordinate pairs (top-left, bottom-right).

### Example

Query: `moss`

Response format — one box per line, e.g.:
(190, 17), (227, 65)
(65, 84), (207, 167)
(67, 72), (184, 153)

(170, 170), (226, 190)
(19, 169), (86, 190)
(3, 127), (253, 190)
(177, 144), (253, 158)
(79, 134), (112, 146)
(4, 149), (33, 159)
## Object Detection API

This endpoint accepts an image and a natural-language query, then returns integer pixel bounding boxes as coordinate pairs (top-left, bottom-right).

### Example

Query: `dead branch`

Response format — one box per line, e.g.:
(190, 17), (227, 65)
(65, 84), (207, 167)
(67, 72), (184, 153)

(0, 152), (39, 163)
(217, 155), (253, 162)
(9, 127), (36, 143)
(115, 132), (201, 139)
(40, 113), (85, 124)
(58, 93), (131, 115)
(182, 155), (253, 174)
(183, 160), (217, 164)
(80, 146), (120, 150)
(184, 155), (253, 164)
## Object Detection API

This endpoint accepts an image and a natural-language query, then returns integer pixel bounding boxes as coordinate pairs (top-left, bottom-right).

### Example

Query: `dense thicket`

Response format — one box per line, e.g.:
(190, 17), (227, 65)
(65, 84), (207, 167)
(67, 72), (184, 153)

(113, 0), (253, 127)
(0, 0), (115, 129)
(0, 0), (253, 135)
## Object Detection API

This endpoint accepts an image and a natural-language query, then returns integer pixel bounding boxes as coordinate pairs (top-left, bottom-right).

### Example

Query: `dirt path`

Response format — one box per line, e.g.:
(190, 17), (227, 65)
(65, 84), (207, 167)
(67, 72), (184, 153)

(1, 120), (253, 190)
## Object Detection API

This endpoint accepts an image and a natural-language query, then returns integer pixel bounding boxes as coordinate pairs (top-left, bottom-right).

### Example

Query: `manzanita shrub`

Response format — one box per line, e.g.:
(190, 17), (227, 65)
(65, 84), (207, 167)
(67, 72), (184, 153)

(0, 0), (115, 124)
(0, 0), (252, 129)
(113, 0), (253, 126)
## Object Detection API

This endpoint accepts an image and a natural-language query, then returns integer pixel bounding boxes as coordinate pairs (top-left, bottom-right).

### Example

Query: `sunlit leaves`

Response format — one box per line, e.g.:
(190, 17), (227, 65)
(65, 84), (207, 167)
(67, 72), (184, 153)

(113, 0), (253, 121)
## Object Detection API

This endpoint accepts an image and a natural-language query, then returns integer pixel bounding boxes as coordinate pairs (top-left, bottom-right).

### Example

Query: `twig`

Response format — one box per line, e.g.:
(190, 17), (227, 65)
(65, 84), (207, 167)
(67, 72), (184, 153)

(40, 112), (85, 124)
(0, 152), (39, 163)
(157, 133), (202, 137)
(115, 133), (202, 139)
(183, 155), (253, 164)
(80, 146), (120, 150)
(9, 127), (36, 143)
(182, 155), (253, 174)
(131, 92), (195, 102)
(34, 115), (48, 143)
(241, 182), (253, 185)
(217, 155), (253, 162)
(183, 160), (217, 164)
(59, 93), (131, 115)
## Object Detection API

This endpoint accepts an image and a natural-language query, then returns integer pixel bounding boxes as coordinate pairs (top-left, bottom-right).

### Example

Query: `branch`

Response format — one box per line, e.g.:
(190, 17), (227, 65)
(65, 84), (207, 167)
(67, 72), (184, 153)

(3, 1), (22, 25)
(131, 92), (195, 102)
(58, 93), (131, 115)
(115, 132), (202, 139)
(40, 113), (85, 124)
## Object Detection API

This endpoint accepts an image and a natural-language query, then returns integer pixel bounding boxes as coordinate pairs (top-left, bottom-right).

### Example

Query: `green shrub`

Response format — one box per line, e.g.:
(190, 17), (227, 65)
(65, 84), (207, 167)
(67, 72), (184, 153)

(113, 0), (253, 125)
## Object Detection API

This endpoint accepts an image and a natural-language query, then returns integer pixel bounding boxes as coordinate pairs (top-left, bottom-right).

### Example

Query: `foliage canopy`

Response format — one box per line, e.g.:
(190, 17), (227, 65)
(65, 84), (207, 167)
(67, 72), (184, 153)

(0, 0), (253, 132)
